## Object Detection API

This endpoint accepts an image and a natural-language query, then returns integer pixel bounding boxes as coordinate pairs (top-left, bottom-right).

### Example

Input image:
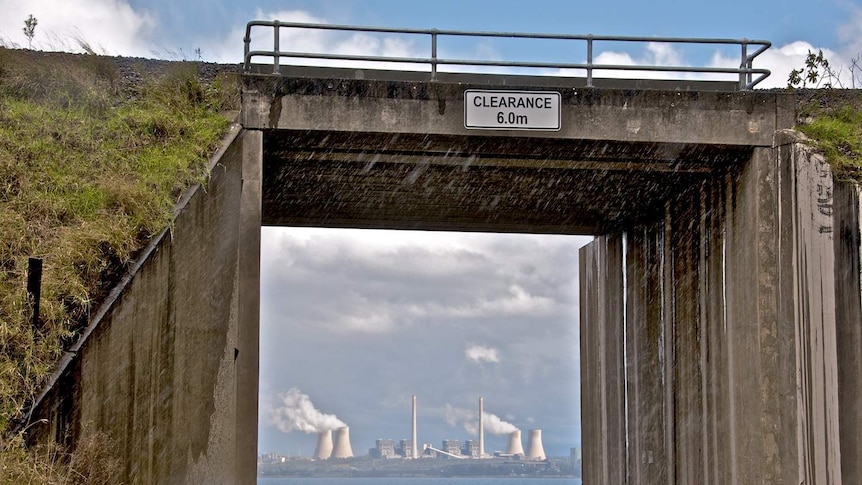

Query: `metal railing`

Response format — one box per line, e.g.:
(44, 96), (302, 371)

(243, 21), (771, 90)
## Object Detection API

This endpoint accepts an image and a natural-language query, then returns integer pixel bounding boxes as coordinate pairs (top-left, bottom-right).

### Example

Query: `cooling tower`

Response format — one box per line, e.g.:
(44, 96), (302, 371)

(314, 430), (333, 459)
(506, 430), (525, 456)
(331, 426), (354, 458)
(525, 429), (546, 460)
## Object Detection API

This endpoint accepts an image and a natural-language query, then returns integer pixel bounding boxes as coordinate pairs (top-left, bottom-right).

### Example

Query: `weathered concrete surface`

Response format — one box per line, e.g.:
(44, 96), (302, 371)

(835, 180), (862, 485)
(579, 235), (625, 485)
(26, 126), (261, 484)
(242, 68), (794, 146)
(581, 131), (861, 483)
(243, 71), (793, 235)
(261, 131), (744, 234)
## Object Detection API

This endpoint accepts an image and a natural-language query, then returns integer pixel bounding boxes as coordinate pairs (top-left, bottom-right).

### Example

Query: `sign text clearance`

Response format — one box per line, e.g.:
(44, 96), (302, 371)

(464, 90), (561, 131)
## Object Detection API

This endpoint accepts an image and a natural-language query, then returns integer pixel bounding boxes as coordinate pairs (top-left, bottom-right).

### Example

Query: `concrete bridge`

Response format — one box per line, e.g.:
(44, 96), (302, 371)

(25, 24), (862, 484)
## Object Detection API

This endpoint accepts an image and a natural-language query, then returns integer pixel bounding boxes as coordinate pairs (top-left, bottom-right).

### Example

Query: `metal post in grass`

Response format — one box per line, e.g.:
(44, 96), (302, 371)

(27, 257), (42, 330)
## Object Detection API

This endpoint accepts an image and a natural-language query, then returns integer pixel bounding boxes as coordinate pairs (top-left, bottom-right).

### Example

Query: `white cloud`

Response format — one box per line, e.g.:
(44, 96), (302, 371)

(837, 2), (862, 59)
(0, 0), (154, 56)
(709, 41), (852, 89)
(466, 344), (500, 364)
(209, 9), (424, 66)
(593, 42), (684, 69)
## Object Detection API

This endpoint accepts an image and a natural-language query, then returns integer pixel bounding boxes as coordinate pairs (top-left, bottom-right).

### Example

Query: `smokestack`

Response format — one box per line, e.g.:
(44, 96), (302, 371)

(506, 430), (525, 456)
(331, 426), (354, 458)
(478, 397), (484, 457)
(412, 395), (418, 459)
(525, 429), (546, 460)
(314, 430), (333, 459)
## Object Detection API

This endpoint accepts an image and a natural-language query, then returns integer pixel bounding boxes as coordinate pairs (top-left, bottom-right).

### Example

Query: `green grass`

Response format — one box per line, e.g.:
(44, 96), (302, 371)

(0, 48), (234, 481)
(797, 92), (862, 181)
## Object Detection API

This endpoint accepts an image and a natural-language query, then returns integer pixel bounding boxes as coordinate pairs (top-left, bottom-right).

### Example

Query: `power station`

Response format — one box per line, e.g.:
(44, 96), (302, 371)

(308, 395), (548, 462)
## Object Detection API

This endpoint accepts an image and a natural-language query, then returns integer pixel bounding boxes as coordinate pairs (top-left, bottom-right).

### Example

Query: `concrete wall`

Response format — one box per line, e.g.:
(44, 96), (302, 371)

(835, 179), (862, 485)
(581, 131), (862, 483)
(26, 127), (262, 484)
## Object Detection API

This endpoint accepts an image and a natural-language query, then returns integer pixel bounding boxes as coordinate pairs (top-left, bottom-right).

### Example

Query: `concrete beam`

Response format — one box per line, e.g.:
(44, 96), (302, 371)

(243, 74), (794, 147)
(260, 131), (753, 235)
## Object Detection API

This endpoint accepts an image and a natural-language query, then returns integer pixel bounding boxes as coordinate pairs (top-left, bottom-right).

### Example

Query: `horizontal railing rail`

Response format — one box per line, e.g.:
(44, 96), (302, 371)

(243, 21), (771, 90)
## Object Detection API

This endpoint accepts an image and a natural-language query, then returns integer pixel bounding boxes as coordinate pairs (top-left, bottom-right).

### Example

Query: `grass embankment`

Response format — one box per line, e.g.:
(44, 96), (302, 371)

(0, 49), (235, 482)
(797, 91), (862, 181)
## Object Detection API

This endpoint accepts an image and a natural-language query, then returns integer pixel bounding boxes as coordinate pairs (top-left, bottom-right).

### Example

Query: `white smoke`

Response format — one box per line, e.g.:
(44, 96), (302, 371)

(269, 388), (346, 434)
(445, 404), (519, 436)
(482, 412), (519, 435)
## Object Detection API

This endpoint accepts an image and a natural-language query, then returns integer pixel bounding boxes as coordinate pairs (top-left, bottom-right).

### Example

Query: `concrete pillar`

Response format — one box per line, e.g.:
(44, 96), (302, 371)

(624, 221), (669, 484)
(773, 132), (842, 484)
(700, 178), (730, 485)
(835, 180), (862, 484)
(579, 234), (625, 485)
(595, 131), (855, 484)
(722, 144), (812, 484)
(667, 186), (707, 484)
(236, 129), (262, 482)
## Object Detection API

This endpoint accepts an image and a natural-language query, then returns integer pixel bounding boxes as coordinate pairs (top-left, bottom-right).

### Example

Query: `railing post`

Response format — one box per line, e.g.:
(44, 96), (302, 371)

(273, 20), (281, 75)
(243, 31), (251, 72)
(739, 41), (748, 90)
(587, 35), (594, 87)
(431, 30), (438, 81)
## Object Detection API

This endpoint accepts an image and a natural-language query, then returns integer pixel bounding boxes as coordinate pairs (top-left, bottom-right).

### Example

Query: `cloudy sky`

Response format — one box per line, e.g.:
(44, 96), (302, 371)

(1, 0), (861, 87)
(3, 0), (861, 458)
(260, 229), (587, 456)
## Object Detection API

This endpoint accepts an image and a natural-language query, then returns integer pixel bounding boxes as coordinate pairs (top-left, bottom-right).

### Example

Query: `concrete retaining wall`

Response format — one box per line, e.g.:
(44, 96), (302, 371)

(25, 127), (261, 484)
(835, 179), (862, 485)
(581, 131), (862, 483)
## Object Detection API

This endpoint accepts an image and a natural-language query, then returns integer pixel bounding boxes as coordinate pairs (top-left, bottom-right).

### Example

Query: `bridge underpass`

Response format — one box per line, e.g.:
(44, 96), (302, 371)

(261, 130), (750, 234)
(242, 59), (859, 482)
(24, 23), (862, 485)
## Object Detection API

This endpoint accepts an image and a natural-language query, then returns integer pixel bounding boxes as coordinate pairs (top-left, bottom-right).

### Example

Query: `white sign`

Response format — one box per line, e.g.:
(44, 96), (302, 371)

(464, 90), (561, 131)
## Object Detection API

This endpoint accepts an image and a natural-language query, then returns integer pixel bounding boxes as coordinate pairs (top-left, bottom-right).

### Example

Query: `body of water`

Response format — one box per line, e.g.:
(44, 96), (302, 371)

(259, 478), (581, 485)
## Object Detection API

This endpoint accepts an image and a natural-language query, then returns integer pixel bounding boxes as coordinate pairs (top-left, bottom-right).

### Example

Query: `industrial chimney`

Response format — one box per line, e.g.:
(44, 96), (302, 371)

(412, 395), (418, 459)
(331, 426), (354, 458)
(506, 430), (525, 456)
(525, 429), (546, 460)
(314, 430), (333, 459)
(478, 396), (485, 458)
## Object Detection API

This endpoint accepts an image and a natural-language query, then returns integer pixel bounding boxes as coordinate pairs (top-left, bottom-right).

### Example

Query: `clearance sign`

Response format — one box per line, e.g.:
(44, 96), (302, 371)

(464, 90), (561, 131)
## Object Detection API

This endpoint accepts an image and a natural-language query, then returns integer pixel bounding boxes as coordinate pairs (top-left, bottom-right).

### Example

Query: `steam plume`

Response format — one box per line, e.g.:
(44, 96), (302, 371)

(270, 388), (346, 434)
(482, 412), (518, 435)
(445, 404), (519, 435)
